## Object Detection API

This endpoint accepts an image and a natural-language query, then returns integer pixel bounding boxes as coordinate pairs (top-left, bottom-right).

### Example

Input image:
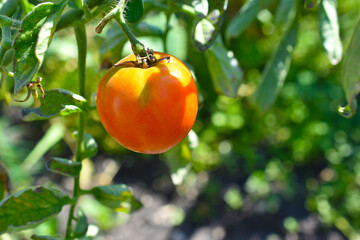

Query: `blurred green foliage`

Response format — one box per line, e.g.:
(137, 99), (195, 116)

(2, 0), (360, 239)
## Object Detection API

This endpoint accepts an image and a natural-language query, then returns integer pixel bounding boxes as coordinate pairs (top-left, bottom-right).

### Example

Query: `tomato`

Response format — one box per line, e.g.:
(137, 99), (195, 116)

(96, 52), (198, 154)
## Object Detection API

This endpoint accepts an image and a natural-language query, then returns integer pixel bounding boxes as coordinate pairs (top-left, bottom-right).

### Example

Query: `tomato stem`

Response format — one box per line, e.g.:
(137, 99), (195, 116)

(65, 22), (87, 240)
(95, 0), (149, 63)
(115, 0), (147, 58)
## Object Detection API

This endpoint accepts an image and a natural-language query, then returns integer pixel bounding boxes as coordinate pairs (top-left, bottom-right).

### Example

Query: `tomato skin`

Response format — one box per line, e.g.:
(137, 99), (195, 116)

(96, 52), (198, 154)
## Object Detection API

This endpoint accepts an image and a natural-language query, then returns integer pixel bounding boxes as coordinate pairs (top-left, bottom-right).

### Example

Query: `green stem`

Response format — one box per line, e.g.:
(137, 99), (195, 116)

(162, 12), (171, 53)
(65, 22), (87, 240)
(115, 1), (147, 57)
(0, 0), (19, 16)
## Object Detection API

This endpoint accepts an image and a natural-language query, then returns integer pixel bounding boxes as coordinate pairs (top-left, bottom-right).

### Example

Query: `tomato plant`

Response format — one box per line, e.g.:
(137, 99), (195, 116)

(1, 0), (360, 239)
(97, 52), (198, 154)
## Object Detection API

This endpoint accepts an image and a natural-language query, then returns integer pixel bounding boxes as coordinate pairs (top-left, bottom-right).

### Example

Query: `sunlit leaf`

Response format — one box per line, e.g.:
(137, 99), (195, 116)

(252, 23), (298, 111)
(192, 0), (228, 51)
(125, 0), (144, 23)
(339, 19), (360, 118)
(225, 0), (262, 42)
(22, 89), (87, 121)
(193, 18), (216, 51)
(46, 158), (82, 178)
(91, 184), (142, 213)
(319, 0), (342, 65)
(192, 0), (209, 16)
(0, 187), (70, 233)
(73, 132), (98, 160)
(13, 1), (66, 94)
(204, 36), (243, 98)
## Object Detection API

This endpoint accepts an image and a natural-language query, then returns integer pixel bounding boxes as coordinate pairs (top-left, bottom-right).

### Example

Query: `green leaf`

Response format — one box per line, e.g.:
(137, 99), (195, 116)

(13, 1), (66, 94)
(73, 132), (98, 160)
(22, 89), (87, 121)
(192, 0), (227, 51)
(0, 163), (11, 200)
(125, 0), (144, 24)
(305, 0), (319, 8)
(0, 187), (71, 233)
(164, 142), (193, 186)
(68, 0), (82, 9)
(204, 36), (243, 98)
(193, 18), (216, 52)
(224, 187), (243, 210)
(319, 0), (342, 65)
(339, 19), (360, 118)
(74, 208), (88, 238)
(225, 0), (262, 43)
(274, 0), (297, 29)
(46, 158), (82, 178)
(252, 23), (298, 112)
(91, 184), (142, 213)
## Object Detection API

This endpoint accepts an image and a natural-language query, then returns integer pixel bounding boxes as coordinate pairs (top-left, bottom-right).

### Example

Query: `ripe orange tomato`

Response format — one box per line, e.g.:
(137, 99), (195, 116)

(96, 52), (198, 154)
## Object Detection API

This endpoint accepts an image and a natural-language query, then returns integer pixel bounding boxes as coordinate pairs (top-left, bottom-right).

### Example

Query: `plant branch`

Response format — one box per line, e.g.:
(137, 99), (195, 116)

(65, 22), (87, 240)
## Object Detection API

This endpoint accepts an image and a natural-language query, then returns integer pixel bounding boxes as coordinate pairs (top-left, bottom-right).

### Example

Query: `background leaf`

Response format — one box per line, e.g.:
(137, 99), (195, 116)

(73, 132), (98, 160)
(22, 89), (87, 121)
(13, 1), (66, 94)
(192, 0), (209, 16)
(192, 0), (228, 51)
(204, 36), (243, 98)
(46, 158), (82, 178)
(0, 187), (70, 233)
(125, 0), (144, 24)
(91, 184), (142, 213)
(68, 0), (82, 9)
(275, 0), (297, 29)
(339, 18), (360, 118)
(225, 0), (262, 43)
(252, 23), (298, 112)
(319, 0), (343, 65)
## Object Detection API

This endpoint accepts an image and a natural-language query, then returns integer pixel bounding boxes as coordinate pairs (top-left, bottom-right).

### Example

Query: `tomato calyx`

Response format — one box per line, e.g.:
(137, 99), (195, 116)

(113, 49), (171, 69)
